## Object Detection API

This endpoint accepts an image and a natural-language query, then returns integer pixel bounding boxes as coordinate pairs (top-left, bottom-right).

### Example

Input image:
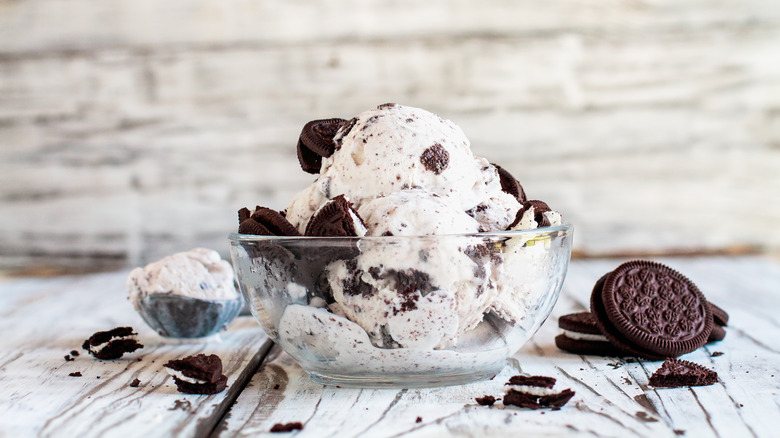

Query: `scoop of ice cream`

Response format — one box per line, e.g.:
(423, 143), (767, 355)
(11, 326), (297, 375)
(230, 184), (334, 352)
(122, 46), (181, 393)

(127, 248), (238, 310)
(357, 189), (480, 236)
(285, 104), (522, 233)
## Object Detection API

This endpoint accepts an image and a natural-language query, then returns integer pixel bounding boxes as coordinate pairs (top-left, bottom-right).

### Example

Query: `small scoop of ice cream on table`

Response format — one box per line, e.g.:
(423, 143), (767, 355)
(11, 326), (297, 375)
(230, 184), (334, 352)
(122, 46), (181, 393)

(127, 248), (243, 338)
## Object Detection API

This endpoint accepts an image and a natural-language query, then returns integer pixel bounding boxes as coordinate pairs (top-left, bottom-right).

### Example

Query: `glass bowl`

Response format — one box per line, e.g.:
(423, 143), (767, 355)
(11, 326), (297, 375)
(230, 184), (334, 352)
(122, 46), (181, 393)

(229, 224), (572, 388)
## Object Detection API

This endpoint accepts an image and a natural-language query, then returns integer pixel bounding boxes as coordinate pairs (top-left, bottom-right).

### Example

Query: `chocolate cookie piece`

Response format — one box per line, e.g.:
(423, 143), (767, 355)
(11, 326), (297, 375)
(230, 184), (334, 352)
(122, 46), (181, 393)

(164, 354), (228, 395)
(649, 358), (718, 387)
(420, 143), (450, 174)
(174, 374), (228, 395)
(297, 118), (347, 174)
(503, 389), (576, 410)
(493, 164), (526, 204)
(475, 395), (497, 406)
(297, 137), (323, 174)
(334, 117), (358, 150)
(164, 354), (223, 384)
(591, 261), (712, 360)
(270, 422), (303, 433)
(502, 375), (576, 410)
(304, 195), (366, 237)
(238, 206), (300, 236)
(82, 327), (143, 360)
(509, 199), (553, 228)
(709, 302), (729, 327)
(708, 324), (726, 343)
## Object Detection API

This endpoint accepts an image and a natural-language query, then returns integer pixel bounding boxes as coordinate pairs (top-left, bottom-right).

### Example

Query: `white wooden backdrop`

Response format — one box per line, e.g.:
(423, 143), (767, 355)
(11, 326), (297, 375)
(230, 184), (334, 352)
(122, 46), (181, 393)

(1, 0), (779, 272)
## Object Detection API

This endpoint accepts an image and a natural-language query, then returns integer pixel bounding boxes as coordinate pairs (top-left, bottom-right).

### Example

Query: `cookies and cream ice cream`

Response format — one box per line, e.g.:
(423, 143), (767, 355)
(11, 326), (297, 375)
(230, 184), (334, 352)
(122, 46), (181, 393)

(235, 103), (565, 355)
(127, 248), (238, 310)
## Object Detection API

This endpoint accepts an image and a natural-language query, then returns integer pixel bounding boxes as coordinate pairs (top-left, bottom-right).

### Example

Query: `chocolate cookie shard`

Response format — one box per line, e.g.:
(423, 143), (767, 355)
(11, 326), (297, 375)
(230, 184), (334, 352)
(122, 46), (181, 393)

(300, 118), (346, 158)
(649, 358), (718, 387)
(420, 143), (450, 175)
(251, 207), (301, 236)
(709, 302), (729, 327)
(502, 375), (575, 410)
(304, 195), (367, 237)
(82, 327), (143, 360)
(493, 164), (526, 204)
(509, 199), (553, 228)
(238, 206), (300, 236)
(164, 353), (228, 395)
(270, 422), (303, 433)
(591, 260), (712, 360)
(297, 137), (323, 174)
(475, 395), (497, 406)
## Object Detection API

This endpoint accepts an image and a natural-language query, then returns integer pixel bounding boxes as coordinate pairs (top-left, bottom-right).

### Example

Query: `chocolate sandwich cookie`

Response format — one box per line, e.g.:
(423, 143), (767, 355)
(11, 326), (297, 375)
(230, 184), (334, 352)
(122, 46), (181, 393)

(509, 199), (553, 228)
(648, 358), (718, 387)
(708, 324), (726, 343)
(304, 195), (366, 237)
(709, 302), (729, 326)
(502, 375), (575, 410)
(555, 309), (625, 357)
(297, 118), (347, 174)
(82, 327), (143, 360)
(238, 206), (300, 236)
(493, 164), (526, 204)
(591, 260), (713, 360)
(164, 353), (228, 395)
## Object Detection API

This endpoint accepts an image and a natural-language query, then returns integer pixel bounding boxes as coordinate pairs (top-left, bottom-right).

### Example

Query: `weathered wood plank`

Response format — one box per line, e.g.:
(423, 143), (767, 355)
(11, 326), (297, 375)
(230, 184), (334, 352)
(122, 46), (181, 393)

(216, 257), (780, 437)
(1, 0), (779, 271)
(0, 271), (272, 438)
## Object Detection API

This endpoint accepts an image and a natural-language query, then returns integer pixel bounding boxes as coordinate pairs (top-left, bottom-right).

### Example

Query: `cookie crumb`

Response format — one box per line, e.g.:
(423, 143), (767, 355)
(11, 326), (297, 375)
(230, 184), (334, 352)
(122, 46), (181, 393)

(70, 350), (80, 357)
(273, 384), (280, 390)
(415, 417), (422, 423)
(130, 378), (141, 387)
(68, 372), (82, 377)
(64, 355), (74, 362)
(475, 395), (496, 406)
(270, 422), (303, 433)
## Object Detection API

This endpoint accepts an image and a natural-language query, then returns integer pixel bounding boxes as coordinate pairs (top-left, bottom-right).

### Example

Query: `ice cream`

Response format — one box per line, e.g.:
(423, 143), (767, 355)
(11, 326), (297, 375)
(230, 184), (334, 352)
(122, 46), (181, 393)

(236, 103), (564, 353)
(127, 248), (238, 309)
(127, 248), (243, 338)
(285, 103), (524, 234)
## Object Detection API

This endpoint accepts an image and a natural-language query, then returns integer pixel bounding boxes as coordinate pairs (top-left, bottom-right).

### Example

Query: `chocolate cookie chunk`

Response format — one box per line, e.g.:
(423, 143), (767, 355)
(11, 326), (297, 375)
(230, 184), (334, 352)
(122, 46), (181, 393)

(270, 422), (303, 433)
(420, 143), (450, 174)
(591, 261), (712, 360)
(82, 327), (143, 360)
(502, 375), (575, 410)
(649, 358), (718, 387)
(475, 395), (497, 406)
(493, 164), (526, 204)
(509, 199), (553, 228)
(300, 118), (346, 158)
(238, 206), (300, 236)
(709, 302), (729, 327)
(164, 353), (228, 395)
(304, 195), (366, 237)
(297, 118), (346, 174)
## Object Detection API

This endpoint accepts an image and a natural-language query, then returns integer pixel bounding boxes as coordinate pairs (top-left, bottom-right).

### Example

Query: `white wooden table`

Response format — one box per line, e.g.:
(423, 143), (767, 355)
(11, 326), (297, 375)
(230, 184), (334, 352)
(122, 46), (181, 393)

(2, 257), (779, 437)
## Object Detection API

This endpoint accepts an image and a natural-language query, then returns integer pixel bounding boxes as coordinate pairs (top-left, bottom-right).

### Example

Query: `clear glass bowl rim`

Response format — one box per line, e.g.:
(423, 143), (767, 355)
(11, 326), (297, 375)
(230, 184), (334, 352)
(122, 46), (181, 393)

(228, 222), (572, 242)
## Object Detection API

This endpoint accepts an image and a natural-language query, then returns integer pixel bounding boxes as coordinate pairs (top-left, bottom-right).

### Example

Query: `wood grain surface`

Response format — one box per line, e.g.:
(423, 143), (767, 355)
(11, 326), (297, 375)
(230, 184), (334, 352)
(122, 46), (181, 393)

(1, 0), (779, 272)
(0, 271), (272, 438)
(216, 257), (780, 438)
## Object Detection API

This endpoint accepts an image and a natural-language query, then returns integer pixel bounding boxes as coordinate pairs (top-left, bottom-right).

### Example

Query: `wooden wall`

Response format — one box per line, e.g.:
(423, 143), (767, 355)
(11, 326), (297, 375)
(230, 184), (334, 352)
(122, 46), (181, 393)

(1, 0), (779, 272)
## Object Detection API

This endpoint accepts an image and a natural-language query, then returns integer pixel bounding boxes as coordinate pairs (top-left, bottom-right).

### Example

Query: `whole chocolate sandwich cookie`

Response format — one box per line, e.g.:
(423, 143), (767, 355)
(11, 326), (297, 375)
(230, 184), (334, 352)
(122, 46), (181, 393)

(164, 353), (228, 395)
(649, 358), (718, 387)
(555, 311), (625, 357)
(590, 260), (713, 360)
(82, 327), (143, 360)
(502, 375), (575, 410)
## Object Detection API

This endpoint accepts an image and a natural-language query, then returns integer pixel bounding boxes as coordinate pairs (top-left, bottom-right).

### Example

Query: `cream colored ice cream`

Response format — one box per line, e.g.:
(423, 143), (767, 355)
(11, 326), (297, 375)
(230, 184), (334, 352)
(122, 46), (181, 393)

(127, 248), (238, 310)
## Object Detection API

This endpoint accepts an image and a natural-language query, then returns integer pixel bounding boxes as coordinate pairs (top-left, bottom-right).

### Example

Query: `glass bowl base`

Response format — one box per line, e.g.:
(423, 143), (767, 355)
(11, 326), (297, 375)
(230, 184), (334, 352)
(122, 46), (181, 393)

(307, 366), (504, 389)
